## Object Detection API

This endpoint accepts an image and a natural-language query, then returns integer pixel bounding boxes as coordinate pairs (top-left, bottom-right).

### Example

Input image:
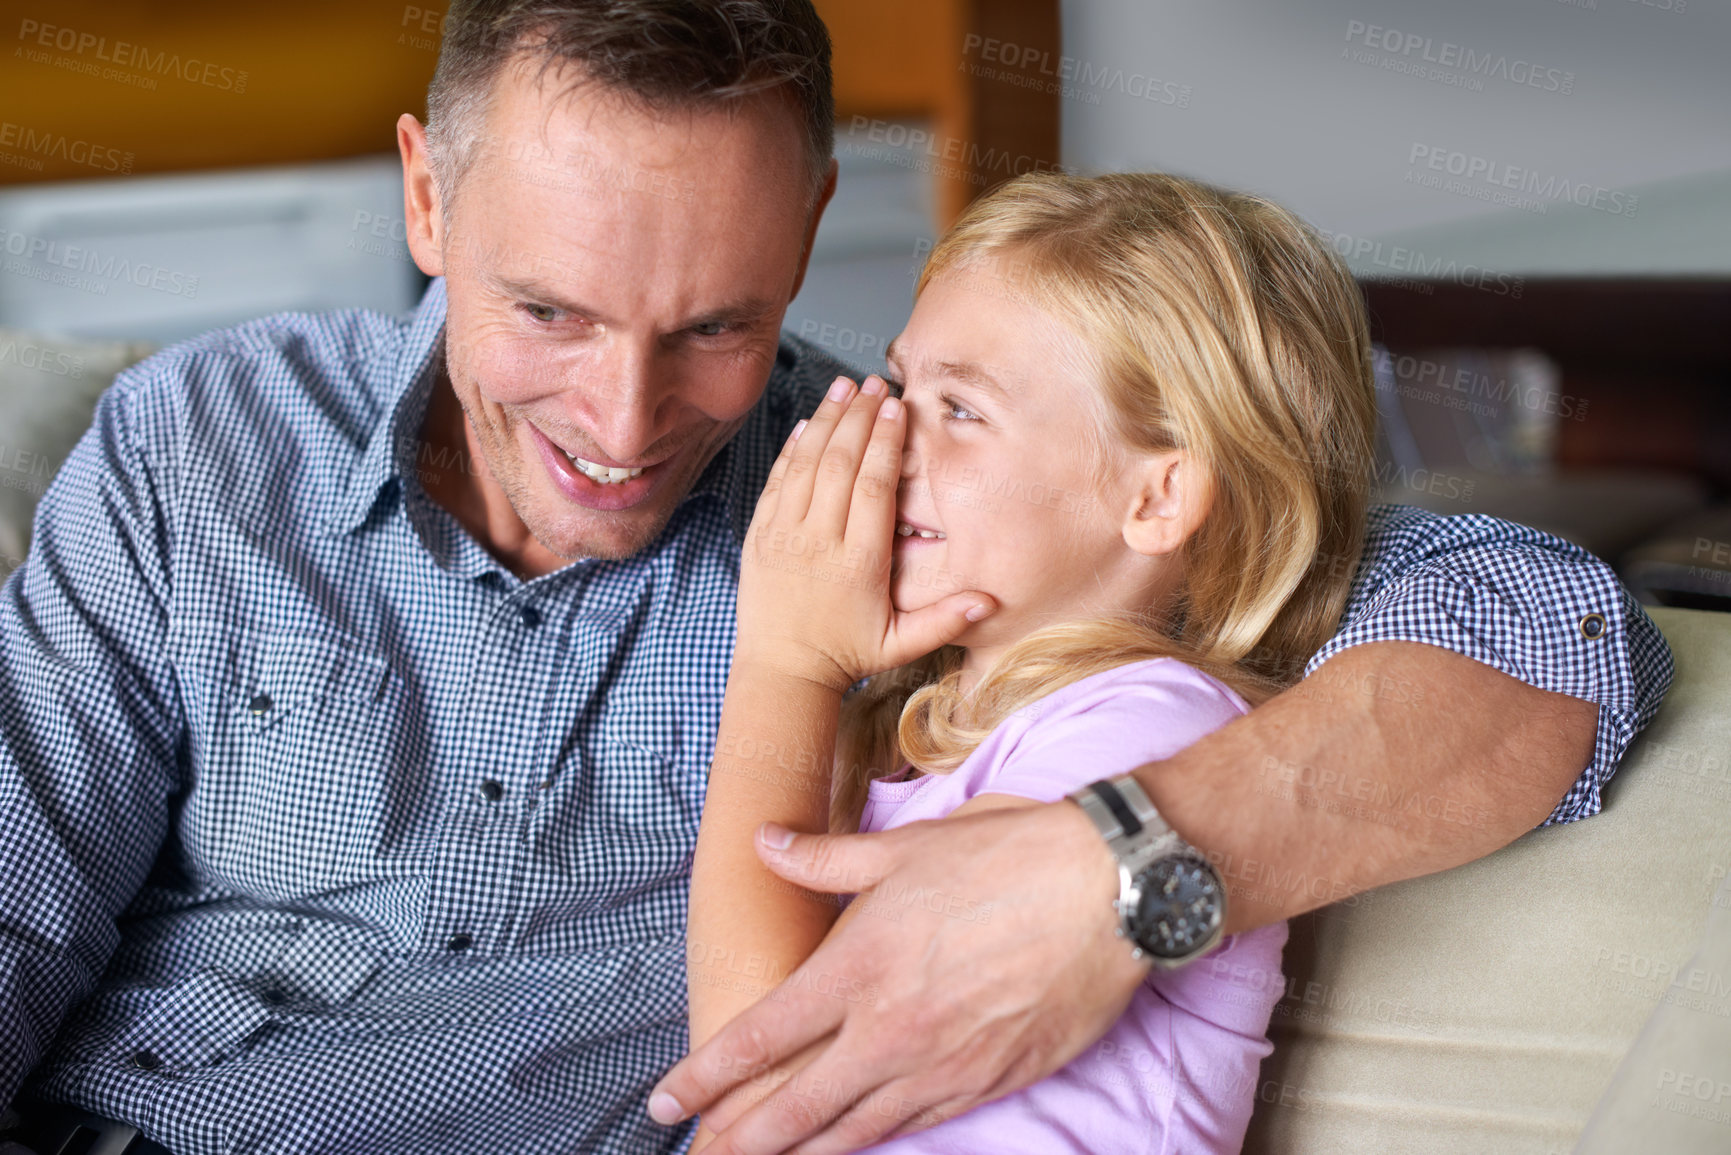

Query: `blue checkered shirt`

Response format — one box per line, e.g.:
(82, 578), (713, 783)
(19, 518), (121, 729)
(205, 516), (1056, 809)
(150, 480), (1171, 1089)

(0, 279), (1671, 1153)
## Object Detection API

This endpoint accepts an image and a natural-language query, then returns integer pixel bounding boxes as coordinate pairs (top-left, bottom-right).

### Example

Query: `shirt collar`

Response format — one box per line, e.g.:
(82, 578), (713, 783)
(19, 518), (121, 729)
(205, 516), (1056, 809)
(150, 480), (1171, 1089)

(323, 278), (450, 536)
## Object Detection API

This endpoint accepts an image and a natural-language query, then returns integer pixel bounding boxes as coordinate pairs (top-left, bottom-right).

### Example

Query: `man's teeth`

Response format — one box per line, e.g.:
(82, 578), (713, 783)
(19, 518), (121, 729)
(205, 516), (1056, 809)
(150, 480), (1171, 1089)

(567, 453), (645, 484)
(896, 522), (945, 540)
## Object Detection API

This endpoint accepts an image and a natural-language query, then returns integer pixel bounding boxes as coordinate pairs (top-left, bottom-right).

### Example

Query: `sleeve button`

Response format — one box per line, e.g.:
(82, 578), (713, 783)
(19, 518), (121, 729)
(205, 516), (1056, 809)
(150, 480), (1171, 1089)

(480, 780), (504, 801)
(133, 1049), (162, 1070)
(447, 933), (473, 952)
(1579, 613), (1607, 640)
(248, 693), (273, 715)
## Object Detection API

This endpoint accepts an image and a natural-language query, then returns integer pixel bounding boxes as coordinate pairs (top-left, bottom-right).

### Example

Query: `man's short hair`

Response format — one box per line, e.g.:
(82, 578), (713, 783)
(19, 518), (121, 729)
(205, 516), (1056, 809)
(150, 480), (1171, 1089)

(426, 0), (835, 206)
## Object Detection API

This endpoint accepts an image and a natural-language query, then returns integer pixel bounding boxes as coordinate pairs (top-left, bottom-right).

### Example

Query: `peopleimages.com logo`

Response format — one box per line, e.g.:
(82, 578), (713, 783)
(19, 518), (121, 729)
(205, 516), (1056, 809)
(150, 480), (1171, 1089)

(1342, 20), (1574, 94)
(1407, 144), (1639, 218)
(15, 18), (249, 93)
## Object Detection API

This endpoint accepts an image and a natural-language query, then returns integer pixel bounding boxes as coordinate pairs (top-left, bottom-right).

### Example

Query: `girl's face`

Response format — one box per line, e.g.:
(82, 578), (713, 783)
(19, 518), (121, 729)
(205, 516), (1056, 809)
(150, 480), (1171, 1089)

(886, 258), (1179, 670)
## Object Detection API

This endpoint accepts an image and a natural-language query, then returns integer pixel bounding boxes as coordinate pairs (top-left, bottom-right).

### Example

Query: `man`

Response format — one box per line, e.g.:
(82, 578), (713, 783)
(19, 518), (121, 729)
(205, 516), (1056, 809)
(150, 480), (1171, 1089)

(0, 5), (844, 1153)
(0, 3), (1668, 1155)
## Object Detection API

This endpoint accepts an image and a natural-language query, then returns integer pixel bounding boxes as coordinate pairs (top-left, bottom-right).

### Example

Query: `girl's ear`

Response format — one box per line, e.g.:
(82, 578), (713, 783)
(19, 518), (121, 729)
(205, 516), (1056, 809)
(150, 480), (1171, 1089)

(1120, 450), (1213, 558)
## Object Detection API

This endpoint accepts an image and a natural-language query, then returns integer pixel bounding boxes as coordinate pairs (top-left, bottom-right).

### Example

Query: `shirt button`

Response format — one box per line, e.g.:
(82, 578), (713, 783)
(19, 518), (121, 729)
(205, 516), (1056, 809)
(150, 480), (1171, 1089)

(480, 780), (504, 801)
(249, 693), (273, 715)
(518, 605), (542, 629)
(447, 933), (473, 952)
(133, 1049), (162, 1070)
(1579, 612), (1607, 640)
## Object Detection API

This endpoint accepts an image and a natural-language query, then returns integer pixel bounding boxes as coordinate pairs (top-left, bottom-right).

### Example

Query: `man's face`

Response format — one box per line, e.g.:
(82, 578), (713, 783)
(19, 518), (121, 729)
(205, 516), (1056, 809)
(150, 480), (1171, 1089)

(403, 60), (828, 563)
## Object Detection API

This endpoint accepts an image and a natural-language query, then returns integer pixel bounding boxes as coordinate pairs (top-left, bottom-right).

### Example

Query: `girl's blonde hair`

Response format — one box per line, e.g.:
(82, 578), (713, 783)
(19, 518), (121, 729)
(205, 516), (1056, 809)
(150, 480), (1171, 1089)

(832, 172), (1378, 831)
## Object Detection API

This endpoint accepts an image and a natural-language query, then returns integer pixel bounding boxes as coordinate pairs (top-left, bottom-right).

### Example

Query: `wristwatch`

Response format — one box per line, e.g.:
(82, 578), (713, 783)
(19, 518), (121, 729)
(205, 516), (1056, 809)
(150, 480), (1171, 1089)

(1067, 774), (1227, 969)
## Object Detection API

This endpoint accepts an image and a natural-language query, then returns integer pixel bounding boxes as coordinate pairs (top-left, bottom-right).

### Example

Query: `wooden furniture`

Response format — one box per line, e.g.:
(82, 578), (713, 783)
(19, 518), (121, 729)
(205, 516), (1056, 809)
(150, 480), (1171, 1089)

(0, 0), (1062, 226)
(813, 0), (1060, 225)
(1363, 278), (1731, 489)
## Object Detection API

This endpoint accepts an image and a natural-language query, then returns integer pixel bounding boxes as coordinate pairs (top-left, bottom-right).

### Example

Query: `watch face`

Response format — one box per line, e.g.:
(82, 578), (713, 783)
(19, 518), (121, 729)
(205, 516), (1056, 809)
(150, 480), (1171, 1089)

(1132, 854), (1224, 960)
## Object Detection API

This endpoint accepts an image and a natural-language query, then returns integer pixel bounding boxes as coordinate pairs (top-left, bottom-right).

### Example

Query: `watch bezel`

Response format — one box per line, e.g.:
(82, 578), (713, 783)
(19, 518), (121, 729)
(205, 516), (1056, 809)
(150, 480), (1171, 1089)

(1122, 851), (1226, 967)
(1071, 774), (1229, 970)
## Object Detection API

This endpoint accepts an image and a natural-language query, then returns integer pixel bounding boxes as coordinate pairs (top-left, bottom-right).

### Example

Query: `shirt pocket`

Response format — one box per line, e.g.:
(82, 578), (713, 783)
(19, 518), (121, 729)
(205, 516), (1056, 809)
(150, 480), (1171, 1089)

(178, 628), (395, 899)
(96, 967), (272, 1075)
(587, 690), (721, 846)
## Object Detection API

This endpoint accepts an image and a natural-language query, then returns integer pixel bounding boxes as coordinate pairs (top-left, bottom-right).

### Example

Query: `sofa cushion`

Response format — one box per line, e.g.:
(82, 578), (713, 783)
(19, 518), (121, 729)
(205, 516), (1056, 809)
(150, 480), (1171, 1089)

(1243, 606), (1731, 1154)
(0, 327), (154, 579)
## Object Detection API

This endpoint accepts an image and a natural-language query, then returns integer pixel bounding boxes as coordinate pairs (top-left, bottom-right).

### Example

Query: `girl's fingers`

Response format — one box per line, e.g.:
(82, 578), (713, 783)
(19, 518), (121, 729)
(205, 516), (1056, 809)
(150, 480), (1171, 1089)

(848, 389), (904, 554)
(756, 419), (809, 519)
(885, 592), (997, 668)
(807, 376), (891, 534)
(776, 376), (857, 523)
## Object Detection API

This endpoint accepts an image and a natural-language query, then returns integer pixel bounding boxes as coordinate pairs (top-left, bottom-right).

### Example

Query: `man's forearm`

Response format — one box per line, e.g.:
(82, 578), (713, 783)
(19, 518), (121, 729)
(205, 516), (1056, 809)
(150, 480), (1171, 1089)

(1137, 641), (1599, 934)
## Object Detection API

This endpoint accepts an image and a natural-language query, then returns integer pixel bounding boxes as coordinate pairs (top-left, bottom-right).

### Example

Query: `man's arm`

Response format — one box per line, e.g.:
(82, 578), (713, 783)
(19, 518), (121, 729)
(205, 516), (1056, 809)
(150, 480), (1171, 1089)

(0, 373), (182, 1102)
(649, 507), (1672, 1154)
(1151, 639), (1596, 933)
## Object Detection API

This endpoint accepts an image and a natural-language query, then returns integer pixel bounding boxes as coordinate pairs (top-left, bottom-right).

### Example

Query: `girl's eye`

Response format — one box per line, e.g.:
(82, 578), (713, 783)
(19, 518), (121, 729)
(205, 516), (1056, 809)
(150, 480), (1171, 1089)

(522, 303), (560, 323)
(941, 394), (980, 422)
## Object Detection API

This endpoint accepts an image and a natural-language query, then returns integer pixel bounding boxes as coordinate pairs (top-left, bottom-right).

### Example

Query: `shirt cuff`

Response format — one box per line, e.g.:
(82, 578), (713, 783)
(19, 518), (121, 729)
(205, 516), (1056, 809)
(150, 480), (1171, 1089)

(1304, 546), (1665, 826)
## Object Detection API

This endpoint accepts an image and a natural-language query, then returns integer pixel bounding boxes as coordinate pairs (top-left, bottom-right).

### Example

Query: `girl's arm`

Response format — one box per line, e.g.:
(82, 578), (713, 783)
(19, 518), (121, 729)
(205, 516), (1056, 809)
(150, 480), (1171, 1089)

(685, 665), (844, 1153)
(680, 376), (994, 1149)
(687, 663), (844, 1047)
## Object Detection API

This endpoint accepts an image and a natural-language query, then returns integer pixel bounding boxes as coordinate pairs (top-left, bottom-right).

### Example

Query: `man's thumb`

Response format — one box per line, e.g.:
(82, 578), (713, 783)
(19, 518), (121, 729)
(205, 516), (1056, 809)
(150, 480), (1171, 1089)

(755, 823), (889, 894)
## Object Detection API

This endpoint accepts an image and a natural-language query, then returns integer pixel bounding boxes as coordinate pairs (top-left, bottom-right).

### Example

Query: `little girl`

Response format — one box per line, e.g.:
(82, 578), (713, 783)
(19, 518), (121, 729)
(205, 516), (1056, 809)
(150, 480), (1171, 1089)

(684, 172), (1377, 1152)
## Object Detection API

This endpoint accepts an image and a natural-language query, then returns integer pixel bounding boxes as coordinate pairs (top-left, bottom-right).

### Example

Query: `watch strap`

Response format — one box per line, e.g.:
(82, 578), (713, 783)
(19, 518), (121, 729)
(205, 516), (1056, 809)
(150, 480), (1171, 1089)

(1070, 776), (1178, 871)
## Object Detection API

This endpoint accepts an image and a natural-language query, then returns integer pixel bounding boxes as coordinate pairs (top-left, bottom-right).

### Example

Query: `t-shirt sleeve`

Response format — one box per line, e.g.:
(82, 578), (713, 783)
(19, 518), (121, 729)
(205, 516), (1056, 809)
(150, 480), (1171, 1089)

(978, 660), (1249, 805)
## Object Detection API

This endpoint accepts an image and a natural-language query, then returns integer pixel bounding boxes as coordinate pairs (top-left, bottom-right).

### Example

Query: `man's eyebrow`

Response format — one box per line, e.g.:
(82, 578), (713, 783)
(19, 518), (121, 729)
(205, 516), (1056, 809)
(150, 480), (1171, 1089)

(490, 273), (776, 328)
(684, 297), (780, 328)
(490, 273), (605, 320)
(884, 339), (1015, 401)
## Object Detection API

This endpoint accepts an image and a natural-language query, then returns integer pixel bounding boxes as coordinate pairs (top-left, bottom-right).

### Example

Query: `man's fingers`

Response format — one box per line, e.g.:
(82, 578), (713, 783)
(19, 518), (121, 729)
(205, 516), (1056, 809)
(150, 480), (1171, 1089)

(755, 823), (903, 895)
(780, 1073), (947, 1155)
(649, 972), (845, 1127)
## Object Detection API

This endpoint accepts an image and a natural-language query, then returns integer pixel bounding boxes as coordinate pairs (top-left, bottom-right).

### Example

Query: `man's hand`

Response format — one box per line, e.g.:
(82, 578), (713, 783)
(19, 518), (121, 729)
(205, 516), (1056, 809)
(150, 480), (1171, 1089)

(651, 802), (1145, 1154)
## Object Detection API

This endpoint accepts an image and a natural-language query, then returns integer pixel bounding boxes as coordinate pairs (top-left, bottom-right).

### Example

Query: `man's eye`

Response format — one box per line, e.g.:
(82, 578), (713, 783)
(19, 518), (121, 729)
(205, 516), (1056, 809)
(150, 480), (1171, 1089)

(691, 320), (728, 337)
(522, 303), (559, 323)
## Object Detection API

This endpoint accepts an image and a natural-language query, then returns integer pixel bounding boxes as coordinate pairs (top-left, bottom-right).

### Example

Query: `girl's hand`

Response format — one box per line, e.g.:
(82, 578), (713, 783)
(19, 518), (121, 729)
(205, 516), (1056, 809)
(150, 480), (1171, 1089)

(735, 374), (996, 692)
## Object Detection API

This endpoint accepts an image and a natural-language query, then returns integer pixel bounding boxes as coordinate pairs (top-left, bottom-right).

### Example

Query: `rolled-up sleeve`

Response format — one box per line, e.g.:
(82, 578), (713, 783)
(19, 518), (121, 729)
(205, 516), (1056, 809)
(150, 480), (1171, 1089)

(0, 367), (182, 1102)
(1307, 504), (1673, 826)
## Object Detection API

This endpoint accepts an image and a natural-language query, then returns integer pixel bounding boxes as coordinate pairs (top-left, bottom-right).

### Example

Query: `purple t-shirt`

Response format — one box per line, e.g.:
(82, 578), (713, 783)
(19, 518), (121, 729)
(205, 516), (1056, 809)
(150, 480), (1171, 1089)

(857, 658), (1287, 1155)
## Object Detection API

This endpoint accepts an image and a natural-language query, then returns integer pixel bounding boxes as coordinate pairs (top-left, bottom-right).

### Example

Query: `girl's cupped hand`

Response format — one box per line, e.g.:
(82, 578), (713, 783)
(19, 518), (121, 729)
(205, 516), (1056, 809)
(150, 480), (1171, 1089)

(734, 374), (996, 693)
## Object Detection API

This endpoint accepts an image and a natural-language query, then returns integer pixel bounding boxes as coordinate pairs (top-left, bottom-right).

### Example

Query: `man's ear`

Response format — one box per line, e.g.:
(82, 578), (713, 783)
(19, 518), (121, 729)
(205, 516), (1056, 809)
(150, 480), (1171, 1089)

(788, 158), (839, 302)
(398, 113), (447, 279)
(1121, 450), (1213, 558)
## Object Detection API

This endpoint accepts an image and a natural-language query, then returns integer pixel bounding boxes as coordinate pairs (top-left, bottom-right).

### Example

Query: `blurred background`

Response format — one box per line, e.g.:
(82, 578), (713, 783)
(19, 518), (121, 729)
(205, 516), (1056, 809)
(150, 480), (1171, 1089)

(1, 0), (1729, 607)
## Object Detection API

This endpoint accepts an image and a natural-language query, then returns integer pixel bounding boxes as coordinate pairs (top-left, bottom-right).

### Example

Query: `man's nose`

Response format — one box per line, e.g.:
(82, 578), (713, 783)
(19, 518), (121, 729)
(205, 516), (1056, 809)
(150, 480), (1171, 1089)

(580, 340), (669, 462)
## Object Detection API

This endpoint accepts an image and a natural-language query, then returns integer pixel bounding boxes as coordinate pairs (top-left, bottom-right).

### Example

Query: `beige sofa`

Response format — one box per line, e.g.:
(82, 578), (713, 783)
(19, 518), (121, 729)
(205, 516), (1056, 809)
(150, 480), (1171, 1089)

(1245, 604), (1731, 1153)
(3, 330), (1726, 1153)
